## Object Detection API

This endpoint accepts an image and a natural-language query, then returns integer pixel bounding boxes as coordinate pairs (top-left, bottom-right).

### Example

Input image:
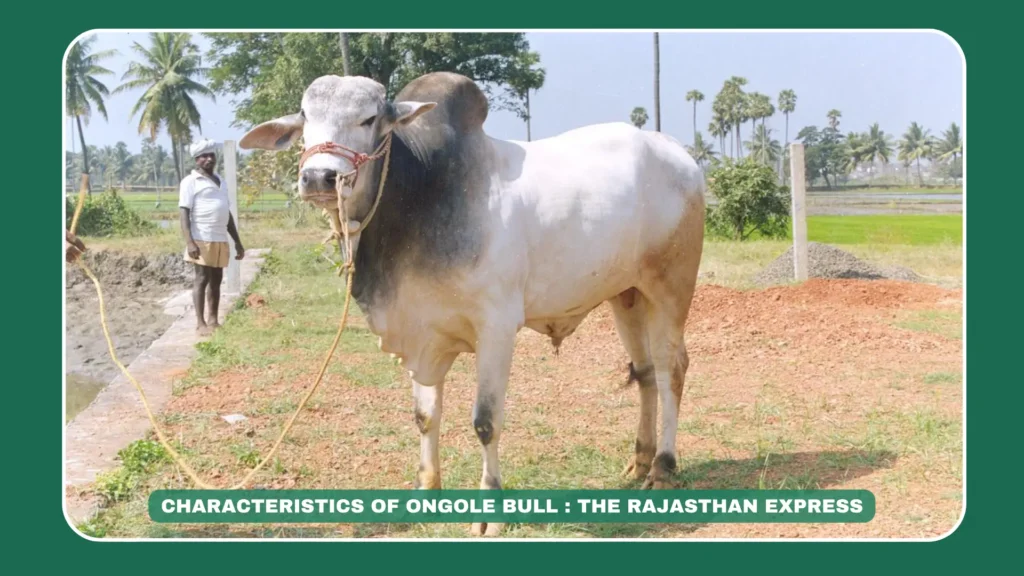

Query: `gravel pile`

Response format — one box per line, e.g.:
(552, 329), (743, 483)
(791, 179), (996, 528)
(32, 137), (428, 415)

(753, 242), (921, 286)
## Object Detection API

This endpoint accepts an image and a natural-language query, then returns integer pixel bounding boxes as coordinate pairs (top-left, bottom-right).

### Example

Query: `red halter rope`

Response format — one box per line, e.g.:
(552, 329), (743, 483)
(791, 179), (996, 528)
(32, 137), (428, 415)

(298, 133), (393, 188)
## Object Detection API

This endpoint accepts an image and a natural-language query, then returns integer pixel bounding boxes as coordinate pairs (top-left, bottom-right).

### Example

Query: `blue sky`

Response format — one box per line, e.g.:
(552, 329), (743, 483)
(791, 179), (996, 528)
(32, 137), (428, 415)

(65, 30), (964, 155)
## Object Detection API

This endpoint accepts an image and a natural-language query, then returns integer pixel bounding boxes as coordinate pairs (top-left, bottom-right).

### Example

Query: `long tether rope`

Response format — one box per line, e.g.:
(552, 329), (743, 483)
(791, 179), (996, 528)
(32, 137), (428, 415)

(68, 137), (391, 490)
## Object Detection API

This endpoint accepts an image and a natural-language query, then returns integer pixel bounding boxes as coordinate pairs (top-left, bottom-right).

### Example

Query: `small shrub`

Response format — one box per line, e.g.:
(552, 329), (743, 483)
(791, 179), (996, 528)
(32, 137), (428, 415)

(94, 467), (139, 504)
(705, 158), (790, 241)
(93, 440), (169, 504)
(66, 190), (156, 237)
(117, 439), (168, 475)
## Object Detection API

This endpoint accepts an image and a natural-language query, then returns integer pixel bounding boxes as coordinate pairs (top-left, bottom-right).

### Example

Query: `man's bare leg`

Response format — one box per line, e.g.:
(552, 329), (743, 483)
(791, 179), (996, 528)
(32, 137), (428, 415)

(193, 264), (213, 335)
(207, 266), (224, 329)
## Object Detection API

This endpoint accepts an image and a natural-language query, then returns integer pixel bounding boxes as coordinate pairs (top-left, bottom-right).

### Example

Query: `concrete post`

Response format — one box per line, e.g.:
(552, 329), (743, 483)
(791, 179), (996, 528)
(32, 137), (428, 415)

(224, 140), (241, 295)
(789, 142), (808, 282)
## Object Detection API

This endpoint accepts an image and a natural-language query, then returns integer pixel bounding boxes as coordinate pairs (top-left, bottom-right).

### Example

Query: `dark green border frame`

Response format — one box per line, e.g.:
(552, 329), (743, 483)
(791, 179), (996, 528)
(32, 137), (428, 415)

(33, 0), (1009, 568)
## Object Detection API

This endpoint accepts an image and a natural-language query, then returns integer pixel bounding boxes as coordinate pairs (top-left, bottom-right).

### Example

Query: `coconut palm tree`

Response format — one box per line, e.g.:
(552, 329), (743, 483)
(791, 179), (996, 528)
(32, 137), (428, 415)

(859, 123), (894, 180)
(115, 32), (215, 184)
(82, 145), (102, 186)
(936, 122), (963, 185)
(111, 141), (133, 189)
(898, 122), (935, 186)
(744, 93), (758, 137)
(685, 89), (704, 145)
(65, 35), (118, 194)
(718, 76), (747, 158)
(744, 125), (782, 165)
(97, 145), (116, 189)
(140, 139), (169, 205)
(630, 106), (649, 129)
(709, 112), (729, 160)
(936, 122), (962, 163)
(778, 89), (797, 148)
(686, 132), (717, 170)
(161, 157), (177, 187)
(827, 109), (842, 131)
(747, 92), (773, 131)
(842, 132), (869, 175)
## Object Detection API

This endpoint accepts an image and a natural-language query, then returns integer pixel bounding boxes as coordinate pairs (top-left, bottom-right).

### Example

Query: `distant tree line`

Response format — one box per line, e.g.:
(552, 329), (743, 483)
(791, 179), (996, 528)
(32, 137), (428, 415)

(65, 140), (242, 191)
(66, 32), (546, 202)
(630, 76), (962, 187)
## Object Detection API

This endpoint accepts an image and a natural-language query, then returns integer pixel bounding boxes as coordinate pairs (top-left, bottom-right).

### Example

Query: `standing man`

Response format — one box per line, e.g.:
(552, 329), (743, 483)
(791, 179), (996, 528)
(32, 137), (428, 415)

(179, 139), (244, 335)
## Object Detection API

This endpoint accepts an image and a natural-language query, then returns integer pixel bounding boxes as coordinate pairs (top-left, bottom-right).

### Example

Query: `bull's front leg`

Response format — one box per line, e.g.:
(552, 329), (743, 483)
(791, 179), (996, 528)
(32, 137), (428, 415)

(470, 323), (517, 537)
(411, 354), (457, 491)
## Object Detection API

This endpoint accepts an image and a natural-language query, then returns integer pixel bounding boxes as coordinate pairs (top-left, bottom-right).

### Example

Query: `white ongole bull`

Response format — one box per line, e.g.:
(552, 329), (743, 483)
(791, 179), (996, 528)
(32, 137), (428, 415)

(240, 71), (705, 536)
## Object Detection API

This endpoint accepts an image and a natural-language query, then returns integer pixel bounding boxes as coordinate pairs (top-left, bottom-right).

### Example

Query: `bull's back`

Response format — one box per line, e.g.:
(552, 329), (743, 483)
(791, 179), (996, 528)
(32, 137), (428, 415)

(487, 122), (704, 317)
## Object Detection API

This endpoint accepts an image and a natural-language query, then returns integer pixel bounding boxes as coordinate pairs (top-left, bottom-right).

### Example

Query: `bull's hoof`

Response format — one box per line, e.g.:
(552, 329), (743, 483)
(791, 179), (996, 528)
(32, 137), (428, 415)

(640, 454), (677, 490)
(640, 475), (676, 490)
(470, 522), (504, 537)
(621, 455), (652, 481)
(414, 468), (441, 490)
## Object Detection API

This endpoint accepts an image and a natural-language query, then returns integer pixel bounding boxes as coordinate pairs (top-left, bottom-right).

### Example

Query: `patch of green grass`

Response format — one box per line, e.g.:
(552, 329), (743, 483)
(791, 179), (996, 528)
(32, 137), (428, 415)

(336, 356), (401, 389)
(255, 397), (298, 416)
(807, 215), (962, 246)
(816, 449), (895, 470)
(809, 187), (961, 195)
(229, 443), (261, 468)
(922, 372), (961, 385)
(894, 310), (962, 340)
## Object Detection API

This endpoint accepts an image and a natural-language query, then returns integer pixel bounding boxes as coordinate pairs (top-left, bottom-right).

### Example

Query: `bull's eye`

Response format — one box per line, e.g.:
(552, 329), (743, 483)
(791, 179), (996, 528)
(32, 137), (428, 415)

(361, 115), (376, 127)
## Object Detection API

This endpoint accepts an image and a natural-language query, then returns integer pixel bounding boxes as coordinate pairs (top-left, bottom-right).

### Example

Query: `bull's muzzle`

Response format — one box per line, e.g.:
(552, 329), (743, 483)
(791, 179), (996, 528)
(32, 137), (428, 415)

(299, 168), (339, 205)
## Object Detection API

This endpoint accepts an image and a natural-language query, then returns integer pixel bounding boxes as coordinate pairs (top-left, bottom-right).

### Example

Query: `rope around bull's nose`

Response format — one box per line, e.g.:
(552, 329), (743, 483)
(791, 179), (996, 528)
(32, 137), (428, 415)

(64, 137), (391, 490)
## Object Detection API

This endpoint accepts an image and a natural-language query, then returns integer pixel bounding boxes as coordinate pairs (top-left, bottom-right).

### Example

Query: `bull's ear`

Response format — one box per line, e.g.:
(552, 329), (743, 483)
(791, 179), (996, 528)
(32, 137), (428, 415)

(391, 101), (437, 127)
(239, 113), (305, 150)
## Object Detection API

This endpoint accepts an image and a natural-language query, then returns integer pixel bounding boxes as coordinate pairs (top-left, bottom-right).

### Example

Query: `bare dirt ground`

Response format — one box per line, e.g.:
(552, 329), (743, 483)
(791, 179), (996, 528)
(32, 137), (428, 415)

(110, 274), (961, 540)
(65, 250), (192, 420)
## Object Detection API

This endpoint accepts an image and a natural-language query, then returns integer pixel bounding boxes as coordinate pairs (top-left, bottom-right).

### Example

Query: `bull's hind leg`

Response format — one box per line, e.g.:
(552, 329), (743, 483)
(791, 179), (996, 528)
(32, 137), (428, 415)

(636, 187), (703, 489)
(641, 311), (690, 490)
(638, 272), (698, 490)
(610, 288), (658, 481)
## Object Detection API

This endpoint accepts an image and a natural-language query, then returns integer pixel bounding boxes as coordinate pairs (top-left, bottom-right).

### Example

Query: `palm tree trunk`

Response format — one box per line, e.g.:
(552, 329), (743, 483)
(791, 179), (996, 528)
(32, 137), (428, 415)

(526, 90), (532, 142)
(916, 157), (923, 186)
(784, 112), (790, 183)
(692, 103), (697, 146)
(75, 115), (91, 195)
(784, 113), (790, 150)
(180, 141), (188, 180)
(653, 33), (660, 132)
(339, 33), (352, 76)
(171, 136), (182, 184)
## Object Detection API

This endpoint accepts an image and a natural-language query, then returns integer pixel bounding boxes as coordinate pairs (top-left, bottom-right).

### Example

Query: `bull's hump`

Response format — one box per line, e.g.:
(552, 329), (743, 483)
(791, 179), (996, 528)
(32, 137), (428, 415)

(396, 72), (488, 133)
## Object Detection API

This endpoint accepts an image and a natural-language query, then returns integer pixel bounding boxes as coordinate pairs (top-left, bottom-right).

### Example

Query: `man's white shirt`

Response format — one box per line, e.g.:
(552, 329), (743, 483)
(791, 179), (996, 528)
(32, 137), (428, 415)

(179, 169), (230, 242)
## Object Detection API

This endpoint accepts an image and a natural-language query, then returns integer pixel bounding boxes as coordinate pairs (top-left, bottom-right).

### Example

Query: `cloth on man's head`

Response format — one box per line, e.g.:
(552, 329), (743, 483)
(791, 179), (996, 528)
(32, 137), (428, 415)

(189, 138), (220, 158)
